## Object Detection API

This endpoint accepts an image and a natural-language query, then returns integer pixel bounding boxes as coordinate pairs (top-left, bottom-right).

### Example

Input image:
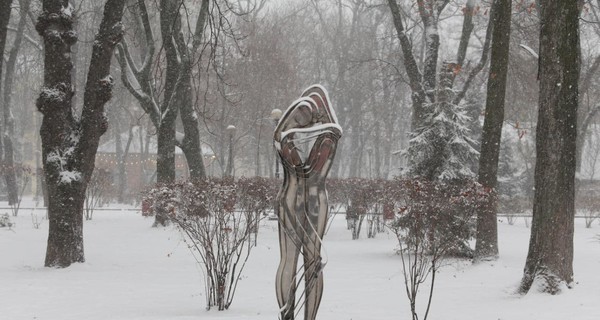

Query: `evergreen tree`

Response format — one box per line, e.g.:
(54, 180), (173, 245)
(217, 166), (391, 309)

(404, 63), (479, 182)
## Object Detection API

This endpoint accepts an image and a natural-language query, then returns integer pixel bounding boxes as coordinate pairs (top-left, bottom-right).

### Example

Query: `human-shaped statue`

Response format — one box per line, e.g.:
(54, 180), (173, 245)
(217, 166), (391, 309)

(273, 85), (342, 320)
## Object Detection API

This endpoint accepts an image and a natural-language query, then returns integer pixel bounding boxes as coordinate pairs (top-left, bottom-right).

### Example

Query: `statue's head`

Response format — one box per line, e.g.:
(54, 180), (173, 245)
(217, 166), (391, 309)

(274, 85), (342, 178)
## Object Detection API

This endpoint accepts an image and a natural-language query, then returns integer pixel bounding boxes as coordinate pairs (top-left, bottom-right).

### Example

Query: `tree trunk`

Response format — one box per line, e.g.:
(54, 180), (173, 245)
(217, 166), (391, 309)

(0, 0), (13, 201)
(519, 0), (579, 294)
(37, 0), (125, 268)
(474, 0), (512, 261)
(152, 0), (184, 227)
(2, 0), (29, 206)
(387, 0), (427, 130)
(0, 0), (12, 95)
(173, 0), (209, 180)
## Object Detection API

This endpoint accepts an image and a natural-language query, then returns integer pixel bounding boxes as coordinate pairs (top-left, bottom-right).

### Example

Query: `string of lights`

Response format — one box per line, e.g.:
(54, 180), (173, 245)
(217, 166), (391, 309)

(94, 153), (218, 169)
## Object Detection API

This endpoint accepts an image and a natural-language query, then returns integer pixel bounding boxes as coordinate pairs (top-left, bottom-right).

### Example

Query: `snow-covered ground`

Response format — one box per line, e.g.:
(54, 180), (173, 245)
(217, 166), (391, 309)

(1, 206), (599, 320)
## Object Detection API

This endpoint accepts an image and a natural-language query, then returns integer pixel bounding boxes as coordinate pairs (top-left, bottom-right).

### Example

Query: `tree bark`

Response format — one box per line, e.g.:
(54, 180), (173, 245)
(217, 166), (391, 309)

(157, 0), (179, 185)
(0, 0), (13, 200)
(474, 0), (512, 261)
(0, 1), (13, 97)
(519, 0), (579, 294)
(37, 0), (125, 268)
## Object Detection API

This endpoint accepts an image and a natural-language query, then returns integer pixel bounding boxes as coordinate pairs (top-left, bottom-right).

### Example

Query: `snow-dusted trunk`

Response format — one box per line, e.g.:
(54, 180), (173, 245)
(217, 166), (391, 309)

(178, 73), (206, 180)
(519, 0), (579, 294)
(419, 4), (439, 106)
(0, 0), (12, 98)
(156, 0), (180, 185)
(0, 0), (16, 204)
(174, 0), (208, 181)
(152, 0), (184, 226)
(36, 0), (125, 267)
(475, 0), (512, 261)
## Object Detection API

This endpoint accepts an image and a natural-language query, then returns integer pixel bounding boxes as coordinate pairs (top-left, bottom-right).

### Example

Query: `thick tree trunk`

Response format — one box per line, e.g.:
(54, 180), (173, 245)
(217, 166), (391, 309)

(474, 0), (512, 261)
(37, 0), (125, 268)
(519, 0), (579, 294)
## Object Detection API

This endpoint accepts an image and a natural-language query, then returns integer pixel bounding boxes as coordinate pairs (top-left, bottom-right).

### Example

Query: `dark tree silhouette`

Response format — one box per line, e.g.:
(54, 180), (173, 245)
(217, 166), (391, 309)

(36, 0), (125, 267)
(519, 0), (579, 294)
(475, 0), (512, 260)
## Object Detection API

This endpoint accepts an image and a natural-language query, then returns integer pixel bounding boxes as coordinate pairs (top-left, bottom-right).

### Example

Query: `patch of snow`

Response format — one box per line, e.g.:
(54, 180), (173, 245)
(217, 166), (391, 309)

(59, 170), (81, 184)
(61, 3), (74, 17)
(1, 206), (599, 319)
(41, 86), (65, 102)
(46, 151), (66, 166)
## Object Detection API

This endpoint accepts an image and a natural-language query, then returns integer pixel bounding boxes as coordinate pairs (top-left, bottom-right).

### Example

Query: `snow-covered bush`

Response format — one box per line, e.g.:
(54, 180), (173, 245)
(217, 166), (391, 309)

(146, 177), (276, 311)
(0, 213), (13, 229)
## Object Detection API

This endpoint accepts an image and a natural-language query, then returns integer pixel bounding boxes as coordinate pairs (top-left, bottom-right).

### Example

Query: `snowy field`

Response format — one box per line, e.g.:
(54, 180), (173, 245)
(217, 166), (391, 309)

(1, 206), (599, 320)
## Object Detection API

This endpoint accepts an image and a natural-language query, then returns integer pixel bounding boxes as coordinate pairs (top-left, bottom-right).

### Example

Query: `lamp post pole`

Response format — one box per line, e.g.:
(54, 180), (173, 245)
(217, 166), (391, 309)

(271, 108), (283, 178)
(225, 125), (236, 177)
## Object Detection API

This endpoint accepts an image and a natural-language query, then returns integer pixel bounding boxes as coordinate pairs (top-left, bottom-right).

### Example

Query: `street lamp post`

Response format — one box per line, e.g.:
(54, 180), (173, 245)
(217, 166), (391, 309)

(225, 125), (236, 177)
(270, 108), (283, 178)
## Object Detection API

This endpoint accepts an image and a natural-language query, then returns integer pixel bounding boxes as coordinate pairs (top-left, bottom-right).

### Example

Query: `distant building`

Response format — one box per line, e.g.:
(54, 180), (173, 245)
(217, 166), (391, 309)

(95, 126), (215, 199)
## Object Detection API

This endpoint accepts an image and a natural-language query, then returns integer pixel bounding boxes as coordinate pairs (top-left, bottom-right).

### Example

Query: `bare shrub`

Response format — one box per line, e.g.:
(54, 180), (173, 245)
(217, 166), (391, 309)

(147, 177), (274, 311)
(85, 169), (112, 220)
(577, 194), (600, 228)
(388, 179), (488, 320)
(31, 212), (44, 229)
(1, 165), (33, 217)
(327, 178), (386, 239)
(235, 177), (277, 246)
(499, 196), (531, 226)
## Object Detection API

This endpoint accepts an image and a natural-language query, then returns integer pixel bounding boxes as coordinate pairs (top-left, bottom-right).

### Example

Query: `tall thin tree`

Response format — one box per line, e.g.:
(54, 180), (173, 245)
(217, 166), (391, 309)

(474, 0), (512, 260)
(519, 0), (579, 294)
(2, 0), (32, 207)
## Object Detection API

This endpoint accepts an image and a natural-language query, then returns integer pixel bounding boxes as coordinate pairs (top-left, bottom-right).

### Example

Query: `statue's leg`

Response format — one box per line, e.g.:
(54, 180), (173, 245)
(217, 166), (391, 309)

(276, 177), (302, 320)
(302, 182), (328, 320)
(276, 225), (300, 320)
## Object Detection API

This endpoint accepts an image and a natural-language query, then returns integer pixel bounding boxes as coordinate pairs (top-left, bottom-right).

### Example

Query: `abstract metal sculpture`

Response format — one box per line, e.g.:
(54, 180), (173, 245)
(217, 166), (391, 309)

(273, 85), (342, 320)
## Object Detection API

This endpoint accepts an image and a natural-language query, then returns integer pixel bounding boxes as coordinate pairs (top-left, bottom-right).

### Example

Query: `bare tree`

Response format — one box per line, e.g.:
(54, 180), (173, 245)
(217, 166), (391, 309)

(2, 0), (32, 206)
(36, 0), (125, 267)
(474, 0), (512, 261)
(519, 0), (579, 294)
